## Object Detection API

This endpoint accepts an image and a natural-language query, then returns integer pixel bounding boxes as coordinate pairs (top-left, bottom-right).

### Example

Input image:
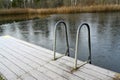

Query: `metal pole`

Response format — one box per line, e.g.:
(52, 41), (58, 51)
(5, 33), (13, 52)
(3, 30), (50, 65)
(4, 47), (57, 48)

(74, 23), (91, 69)
(53, 20), (70, 60)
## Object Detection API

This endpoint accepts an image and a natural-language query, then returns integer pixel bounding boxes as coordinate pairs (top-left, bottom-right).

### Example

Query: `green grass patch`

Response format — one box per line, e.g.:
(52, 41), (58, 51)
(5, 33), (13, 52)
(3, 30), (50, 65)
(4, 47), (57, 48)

(0, 75), (5, 80)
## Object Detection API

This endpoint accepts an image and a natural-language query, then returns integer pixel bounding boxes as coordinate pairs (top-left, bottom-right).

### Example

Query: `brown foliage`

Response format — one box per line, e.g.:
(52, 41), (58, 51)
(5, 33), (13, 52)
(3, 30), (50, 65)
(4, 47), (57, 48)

(0, 5), (120, 15)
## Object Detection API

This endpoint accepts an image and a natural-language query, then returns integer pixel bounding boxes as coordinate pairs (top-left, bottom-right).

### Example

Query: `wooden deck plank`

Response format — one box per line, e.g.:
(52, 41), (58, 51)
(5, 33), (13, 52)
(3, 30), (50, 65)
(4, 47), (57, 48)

(0, 46), (55, 80)
(48, 58), (103, 80)
(73, 70), (100, 80)
(2, 36), (59, 57)
(1, 38), (84, 80)
(0, 36), (72, 80)
(44, 63), (84, 80)
(48, 57), (115, 80)
(2, 36), (60, 59)
(45, 60), (105, 80)
(0, 49), (39, 80)
(0, 45), (67, 80)
(1, 40), (87, 80)
(0, 54), (36, 80)
(37, 66), (68, 80)
(78, 67), (113, 80)
(0, 36), (119, 80)
(0, 51), (25, 76)
(0, 62), (19, 80)
(60, 56), (120, 80)
(60, 56), (117, 78)
(28, 69), (52, 80)
(20, 74), (36, 80)
(0, 43), (47, 67)
(0, 37), (58, 62)
(0, 48), (33, 72)
(42, 54), (114, 80)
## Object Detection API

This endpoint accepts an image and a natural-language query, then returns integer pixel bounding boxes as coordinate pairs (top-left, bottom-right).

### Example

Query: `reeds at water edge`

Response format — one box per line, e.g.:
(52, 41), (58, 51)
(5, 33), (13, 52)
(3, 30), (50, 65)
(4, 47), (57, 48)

(0, 5), (120, 15)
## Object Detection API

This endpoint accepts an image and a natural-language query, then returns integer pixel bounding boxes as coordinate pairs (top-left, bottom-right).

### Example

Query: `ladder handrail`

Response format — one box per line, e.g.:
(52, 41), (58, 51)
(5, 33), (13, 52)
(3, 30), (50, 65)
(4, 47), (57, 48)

(53, 20), (70, 60)
(74, 23), (91, 69)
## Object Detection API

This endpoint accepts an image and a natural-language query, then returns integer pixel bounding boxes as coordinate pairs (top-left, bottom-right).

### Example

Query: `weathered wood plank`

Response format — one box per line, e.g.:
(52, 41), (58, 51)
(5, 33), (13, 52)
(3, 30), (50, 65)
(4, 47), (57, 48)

(0, 43), (47, 67)
(0, 45), (68, 80)
(37, 66), (68, 80)
(0, 54), (37, 80)
(60, 56), (120, 80)
(0, 36), (70, 80)
(44, 63), (84, 80)
(2, 38), (52, 59)
(0, 36), (60, 61)
(0, 41), (83, 79)
(0, 48), (33, 72)
(2, 36), (57, 56)
(20, 74), (36, 80)
(0, 47), (54, 80)
(28, 69), (52, 80)
(0, 52), (25, 77)
(48, 58), (102, 80)
(60, 56), (117, 78)
(1, 39), (87, 80)
(0, 36), (119, 80)
(0, 62), (19, 80)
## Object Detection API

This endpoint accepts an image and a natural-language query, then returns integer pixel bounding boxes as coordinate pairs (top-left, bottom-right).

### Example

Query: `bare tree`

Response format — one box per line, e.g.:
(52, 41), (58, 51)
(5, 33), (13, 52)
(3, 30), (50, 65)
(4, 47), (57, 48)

(23, 0), (26, 8)
(74, 0), (77, 5)
(116, 0), (120, 4)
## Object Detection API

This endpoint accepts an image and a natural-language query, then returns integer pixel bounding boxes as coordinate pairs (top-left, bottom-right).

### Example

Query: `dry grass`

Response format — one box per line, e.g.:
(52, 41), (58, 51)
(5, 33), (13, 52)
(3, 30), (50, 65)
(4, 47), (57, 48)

(51, 4), (120, 14)
(0, 4), (120, 15)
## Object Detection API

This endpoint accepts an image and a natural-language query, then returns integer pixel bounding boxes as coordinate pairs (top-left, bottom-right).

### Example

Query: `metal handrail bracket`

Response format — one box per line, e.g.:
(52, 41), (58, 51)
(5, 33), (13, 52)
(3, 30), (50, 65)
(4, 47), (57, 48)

(53, 20), (70, 60)
(74, 23), (91, 70)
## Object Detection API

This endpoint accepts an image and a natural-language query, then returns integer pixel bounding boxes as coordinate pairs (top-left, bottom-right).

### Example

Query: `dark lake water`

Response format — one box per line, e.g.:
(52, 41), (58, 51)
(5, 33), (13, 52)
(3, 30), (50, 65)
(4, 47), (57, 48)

(0, 12), (120, 73)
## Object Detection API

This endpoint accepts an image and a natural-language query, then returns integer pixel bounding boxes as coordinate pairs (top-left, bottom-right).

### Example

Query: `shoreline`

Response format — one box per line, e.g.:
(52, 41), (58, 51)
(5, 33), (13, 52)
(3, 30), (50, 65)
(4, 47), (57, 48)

(0, 5), (120, 15)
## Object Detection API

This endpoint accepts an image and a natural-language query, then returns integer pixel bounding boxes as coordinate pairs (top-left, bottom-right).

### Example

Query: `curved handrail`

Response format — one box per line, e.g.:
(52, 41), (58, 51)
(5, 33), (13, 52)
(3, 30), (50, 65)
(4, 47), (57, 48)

(53, 20), (70, 60)
(74, 23), (91, 69)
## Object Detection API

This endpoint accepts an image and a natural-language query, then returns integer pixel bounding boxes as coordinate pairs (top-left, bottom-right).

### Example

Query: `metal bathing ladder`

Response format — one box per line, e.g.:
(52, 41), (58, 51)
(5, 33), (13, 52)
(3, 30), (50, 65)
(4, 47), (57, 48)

(53, 20), (91, 70)
(53, 20), (70, 60)
(74, 23), (91, 70)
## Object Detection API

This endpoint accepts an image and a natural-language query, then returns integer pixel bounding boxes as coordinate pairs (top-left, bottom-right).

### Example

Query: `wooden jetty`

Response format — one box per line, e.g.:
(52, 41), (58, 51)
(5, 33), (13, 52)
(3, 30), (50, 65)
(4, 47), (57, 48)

(0, 35), (120, 80)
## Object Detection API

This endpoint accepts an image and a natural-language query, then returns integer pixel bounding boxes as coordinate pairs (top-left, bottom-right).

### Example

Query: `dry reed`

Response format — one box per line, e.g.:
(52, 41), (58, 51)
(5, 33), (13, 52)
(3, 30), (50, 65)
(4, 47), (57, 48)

(0, 5), (120, 15)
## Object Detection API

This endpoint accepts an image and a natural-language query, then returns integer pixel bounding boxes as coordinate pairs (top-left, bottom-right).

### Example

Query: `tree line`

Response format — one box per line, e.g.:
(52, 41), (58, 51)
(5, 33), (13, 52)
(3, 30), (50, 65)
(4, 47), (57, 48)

(0, 0), (120, 9)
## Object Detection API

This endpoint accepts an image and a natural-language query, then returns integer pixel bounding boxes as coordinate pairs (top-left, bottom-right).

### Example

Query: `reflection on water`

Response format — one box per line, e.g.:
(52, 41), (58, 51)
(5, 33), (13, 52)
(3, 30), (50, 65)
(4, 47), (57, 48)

(14, 22), (23, 38)
(0, 12), (120, 73)
(27, 20), (35, 43)
(0, 14), (50, 25)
